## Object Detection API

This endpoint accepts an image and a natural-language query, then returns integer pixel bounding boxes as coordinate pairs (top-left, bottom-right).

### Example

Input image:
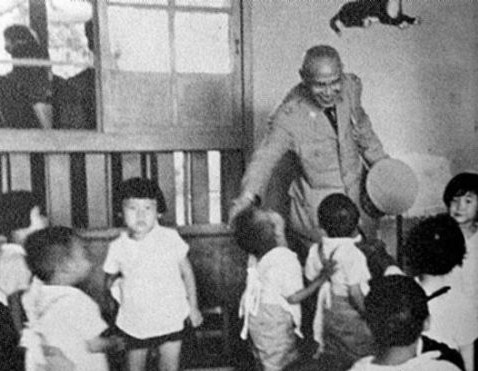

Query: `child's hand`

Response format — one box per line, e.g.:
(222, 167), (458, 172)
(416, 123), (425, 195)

(108, 335), (126, 353)
(189, 307), (204, 327)
(318, 248), (338, 281)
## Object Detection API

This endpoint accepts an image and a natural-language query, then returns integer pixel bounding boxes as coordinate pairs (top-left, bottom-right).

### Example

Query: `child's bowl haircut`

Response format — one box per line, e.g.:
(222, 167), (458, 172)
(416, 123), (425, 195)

(443, 172), (478, 208)
(117, 177), (166, 213)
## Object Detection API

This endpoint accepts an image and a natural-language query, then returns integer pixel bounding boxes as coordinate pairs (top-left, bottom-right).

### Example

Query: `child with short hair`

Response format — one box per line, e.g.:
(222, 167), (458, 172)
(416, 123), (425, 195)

(349, 275), (463, 371)
(305, 193), (374, 367)
(403, 214), (478, 371)
(22, 226), (121, 371)
(103, 177), (203, 371)
(233, 206), (306, 371)
(0, 191), (48, 371)
(443, 173), (478, 315)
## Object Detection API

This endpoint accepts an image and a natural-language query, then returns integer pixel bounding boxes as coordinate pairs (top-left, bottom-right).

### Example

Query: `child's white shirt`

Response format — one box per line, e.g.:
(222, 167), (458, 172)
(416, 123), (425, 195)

(305, 235), (371, 295)
(420, 273), (478, 350)
(21, 280), (108, 371)
(305, 235), (371, 345)
(239, 247), (303, 340)
(103, 223), (190, 339)
(454, 230), (478, 317)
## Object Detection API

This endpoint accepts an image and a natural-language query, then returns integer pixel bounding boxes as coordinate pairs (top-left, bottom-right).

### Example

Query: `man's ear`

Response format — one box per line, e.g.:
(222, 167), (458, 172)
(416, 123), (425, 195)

(422, 315), (431, 332)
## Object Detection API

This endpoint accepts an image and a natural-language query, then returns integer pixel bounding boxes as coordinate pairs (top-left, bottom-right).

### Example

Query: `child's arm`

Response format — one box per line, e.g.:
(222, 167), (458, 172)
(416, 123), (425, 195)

(102, 273), (121, 324)
(86, 334), (124, 353)
(459, 343), (474, 371)
(349, 283), (366, 315)
(179, 256), (203, 327)
(287, 257), (337, 304)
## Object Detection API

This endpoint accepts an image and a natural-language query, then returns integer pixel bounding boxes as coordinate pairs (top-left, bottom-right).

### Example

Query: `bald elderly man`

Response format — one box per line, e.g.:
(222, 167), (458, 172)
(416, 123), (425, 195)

(231, 45), (389, 261)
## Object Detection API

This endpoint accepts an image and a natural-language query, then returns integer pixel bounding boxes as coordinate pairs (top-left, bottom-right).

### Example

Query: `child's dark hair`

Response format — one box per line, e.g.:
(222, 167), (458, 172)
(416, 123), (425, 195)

(0, 191), (43, 239)
(443, 172), (478, 209)
(233, 206), (279, 257)
(318, 193), (359, 237)
(117, 177), (166, 213)
(404, 214), (465, 276)
(24, 226), (79, 283)
(364, 275), (429, 348)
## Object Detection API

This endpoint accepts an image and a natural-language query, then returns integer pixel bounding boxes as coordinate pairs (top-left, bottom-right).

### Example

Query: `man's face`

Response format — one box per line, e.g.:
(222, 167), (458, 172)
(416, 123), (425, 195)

(301, 56), (343, 108)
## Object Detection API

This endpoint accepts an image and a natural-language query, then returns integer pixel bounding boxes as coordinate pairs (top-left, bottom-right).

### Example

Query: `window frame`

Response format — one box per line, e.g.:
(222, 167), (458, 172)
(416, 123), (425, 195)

(0, 0), (250, 153)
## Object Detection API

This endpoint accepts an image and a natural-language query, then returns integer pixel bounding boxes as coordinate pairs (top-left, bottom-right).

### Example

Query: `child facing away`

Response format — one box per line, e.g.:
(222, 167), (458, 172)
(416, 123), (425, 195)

(443, 172), (478, 314)
(233, 206), (335, 371)
(21, 226), (123, 371)
(349, 275), (464, 371)
(403, 214), (478, 371)
(305, 193), (374, 367)
(103, 177), (203, 371)
(0, 191), (47, 371)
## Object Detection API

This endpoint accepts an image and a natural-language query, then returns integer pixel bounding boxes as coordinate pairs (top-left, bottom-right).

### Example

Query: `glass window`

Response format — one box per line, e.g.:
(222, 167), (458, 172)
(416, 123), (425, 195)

(108, 6), (170, 72)
(175, 12), (231, 74)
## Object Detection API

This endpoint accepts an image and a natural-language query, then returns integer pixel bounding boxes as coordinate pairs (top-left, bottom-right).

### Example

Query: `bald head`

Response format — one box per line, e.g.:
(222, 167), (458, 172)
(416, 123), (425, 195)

(301, 45), (341, 77)
(299, 45), (344, 108)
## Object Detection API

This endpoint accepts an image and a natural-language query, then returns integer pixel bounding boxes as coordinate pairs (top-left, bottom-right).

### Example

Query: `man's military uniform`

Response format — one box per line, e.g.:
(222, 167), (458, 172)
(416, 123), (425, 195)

(240, 73), (388, 244)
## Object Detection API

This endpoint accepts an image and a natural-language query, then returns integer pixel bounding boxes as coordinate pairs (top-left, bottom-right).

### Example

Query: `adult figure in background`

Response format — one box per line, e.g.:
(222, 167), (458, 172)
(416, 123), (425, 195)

(0, 24), (85, 129)
(68, 19), (96, 130)
(0, 24), (52, 128)
(230, 45), (389, 263)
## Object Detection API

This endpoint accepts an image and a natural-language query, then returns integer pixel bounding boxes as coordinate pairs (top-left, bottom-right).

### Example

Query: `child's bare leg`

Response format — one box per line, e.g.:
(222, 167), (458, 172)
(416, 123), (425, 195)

(157, 340), (182, 371)
(126, 348), (148, 371)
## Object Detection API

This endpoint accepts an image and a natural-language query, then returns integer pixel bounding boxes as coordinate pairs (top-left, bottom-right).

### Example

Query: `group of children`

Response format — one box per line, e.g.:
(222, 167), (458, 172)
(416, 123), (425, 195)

(0, 171), (477, 371)
(233, 172), (478, 371)
(0, 178), (203, 371)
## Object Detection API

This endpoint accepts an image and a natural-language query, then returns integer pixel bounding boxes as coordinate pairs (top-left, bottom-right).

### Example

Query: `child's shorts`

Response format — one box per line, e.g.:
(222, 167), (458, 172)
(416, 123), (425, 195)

(248, 303), (299, 371)
(113, 325), (185, 350)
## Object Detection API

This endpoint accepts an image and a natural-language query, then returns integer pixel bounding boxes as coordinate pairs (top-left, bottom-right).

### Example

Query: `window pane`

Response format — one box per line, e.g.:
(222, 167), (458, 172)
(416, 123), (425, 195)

(175, 12), (230, 74)
(176, 0), (230, 8)
(49, 22), (92, 78)
(108, 6), (170, 72)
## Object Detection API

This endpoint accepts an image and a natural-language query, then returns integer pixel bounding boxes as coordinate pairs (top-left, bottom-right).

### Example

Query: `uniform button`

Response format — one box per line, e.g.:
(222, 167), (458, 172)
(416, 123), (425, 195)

(309, 111), (317, 118)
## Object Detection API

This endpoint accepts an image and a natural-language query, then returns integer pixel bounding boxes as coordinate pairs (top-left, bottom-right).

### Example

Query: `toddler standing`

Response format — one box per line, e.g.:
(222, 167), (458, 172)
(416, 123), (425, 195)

(103, 177), (203, 371)
(443, 173), (478, 313)
(22, 226), (121, 371)
(305, 193), (374, 367)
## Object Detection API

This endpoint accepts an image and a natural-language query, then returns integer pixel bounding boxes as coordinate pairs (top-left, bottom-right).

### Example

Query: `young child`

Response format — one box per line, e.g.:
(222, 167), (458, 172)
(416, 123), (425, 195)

(0, 244), (30, 371)
(305, 193), (374, 367)
(443, 172), (478, 314)
(0, 191), (48, 371)
(22, 226), (121, 371)
(349, 275), (463, 371)
(103, 177), (203, 371)
(403, 214), (478, 371)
